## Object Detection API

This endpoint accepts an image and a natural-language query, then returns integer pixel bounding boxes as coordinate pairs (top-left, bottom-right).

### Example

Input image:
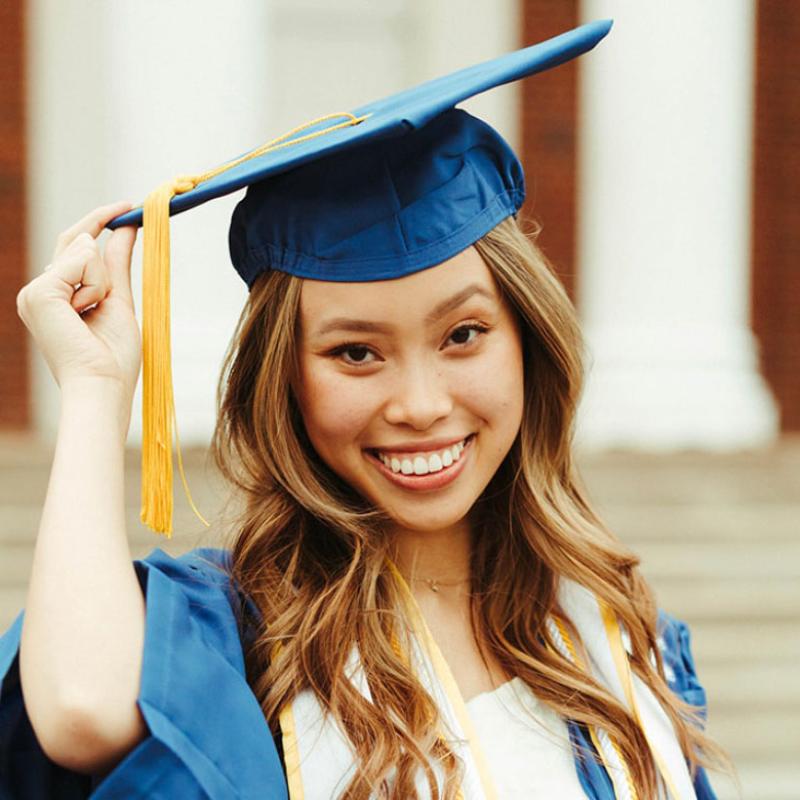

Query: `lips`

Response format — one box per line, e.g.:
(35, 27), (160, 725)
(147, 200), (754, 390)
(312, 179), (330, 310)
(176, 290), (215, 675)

(369, 434), (469, 454)
(364, 434), (474, 490)
(373, 436), (471, 475)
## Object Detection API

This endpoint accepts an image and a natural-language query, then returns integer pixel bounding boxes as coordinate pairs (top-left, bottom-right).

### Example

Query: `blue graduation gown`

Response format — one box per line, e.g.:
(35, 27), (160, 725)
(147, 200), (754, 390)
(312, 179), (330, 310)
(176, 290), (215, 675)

(0, 547), (717, 798)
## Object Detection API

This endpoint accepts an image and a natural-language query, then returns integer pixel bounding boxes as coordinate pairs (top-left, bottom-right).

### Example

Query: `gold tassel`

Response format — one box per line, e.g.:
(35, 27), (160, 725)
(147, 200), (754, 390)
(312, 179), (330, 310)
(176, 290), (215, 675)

(140, 176), (199, 535)
(137, 112), (370, 535)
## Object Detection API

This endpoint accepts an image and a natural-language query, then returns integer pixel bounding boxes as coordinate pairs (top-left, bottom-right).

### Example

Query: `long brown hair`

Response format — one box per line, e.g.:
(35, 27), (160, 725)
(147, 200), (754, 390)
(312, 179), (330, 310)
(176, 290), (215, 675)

(211, 215), (724, 798)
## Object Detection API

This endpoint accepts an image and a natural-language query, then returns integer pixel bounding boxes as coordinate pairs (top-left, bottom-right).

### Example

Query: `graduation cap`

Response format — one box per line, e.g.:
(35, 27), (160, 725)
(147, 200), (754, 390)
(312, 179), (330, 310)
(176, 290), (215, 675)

(108, 19), (613, 535)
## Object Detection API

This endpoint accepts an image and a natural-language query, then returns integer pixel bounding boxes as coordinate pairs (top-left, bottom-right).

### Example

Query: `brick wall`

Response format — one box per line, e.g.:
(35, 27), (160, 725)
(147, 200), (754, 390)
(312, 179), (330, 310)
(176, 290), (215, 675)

(751, 0), (800, 432)
(519, 0), (579, 299)
(0, 0), (28, 429)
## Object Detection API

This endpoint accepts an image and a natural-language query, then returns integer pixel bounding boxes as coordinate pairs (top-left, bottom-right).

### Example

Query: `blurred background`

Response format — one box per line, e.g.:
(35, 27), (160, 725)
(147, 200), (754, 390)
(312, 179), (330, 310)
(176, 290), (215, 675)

(1, 1), (797, 797)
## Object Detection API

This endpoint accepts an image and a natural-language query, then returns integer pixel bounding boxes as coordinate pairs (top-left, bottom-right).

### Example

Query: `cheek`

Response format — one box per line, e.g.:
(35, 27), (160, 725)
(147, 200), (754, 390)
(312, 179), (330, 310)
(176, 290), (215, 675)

(453, 337), (525, 425)
(300, 366), (377, 451)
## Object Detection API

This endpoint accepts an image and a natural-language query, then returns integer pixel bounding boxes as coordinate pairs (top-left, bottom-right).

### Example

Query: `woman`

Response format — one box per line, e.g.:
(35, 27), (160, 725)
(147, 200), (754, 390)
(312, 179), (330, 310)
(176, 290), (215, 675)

(2, 22), (725, 800)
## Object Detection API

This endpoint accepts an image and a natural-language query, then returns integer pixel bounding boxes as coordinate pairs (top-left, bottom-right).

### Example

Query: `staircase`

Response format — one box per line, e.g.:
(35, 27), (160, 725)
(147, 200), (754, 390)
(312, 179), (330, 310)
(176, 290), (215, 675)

(579, 443), (800, 800)
(1, 434), (798, 799)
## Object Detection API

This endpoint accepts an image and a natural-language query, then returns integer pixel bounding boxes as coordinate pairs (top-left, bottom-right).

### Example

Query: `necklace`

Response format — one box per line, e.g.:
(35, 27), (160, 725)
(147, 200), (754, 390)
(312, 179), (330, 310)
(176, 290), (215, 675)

(411, 576), (471, 593)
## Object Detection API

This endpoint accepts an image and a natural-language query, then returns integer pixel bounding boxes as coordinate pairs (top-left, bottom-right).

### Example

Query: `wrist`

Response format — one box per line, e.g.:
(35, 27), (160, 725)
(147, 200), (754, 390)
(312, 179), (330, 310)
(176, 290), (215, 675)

(59, 376), (134, 442)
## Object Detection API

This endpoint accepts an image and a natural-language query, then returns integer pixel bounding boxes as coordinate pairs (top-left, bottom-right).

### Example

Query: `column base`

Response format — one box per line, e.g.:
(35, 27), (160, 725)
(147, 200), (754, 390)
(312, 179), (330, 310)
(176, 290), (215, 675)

(575, 322), (779, 450)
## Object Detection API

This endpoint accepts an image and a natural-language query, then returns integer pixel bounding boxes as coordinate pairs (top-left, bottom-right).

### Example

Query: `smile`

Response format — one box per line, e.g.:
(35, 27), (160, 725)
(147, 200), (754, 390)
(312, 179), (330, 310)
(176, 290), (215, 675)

(364, 434), (475, 491)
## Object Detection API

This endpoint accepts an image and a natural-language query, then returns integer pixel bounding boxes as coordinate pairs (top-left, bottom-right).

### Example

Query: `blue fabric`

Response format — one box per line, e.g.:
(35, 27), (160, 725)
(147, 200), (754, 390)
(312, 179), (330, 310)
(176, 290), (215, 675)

(0, 547), (287, 799)
(0, 547), (716, 799)
(567, 720), (616, 798)
(228, 109), (524, 286)
(106, 20), (611, 238)
(657, 612), (718, 800)
(564, 612), (718, 799)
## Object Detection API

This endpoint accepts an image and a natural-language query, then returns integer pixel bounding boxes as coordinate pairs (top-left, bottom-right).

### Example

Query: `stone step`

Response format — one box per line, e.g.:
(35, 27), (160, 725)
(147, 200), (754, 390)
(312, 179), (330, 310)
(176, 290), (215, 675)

(701, 661), (800, 710)
(634, 577), (800, 623)
(706, 708), (799, 760)
(710, 761), (800, 800)
(688, 620), (800, 663)
(630, 540), (800, 579)
(578, 445), (800, 505)
(607, 503), (799, 542)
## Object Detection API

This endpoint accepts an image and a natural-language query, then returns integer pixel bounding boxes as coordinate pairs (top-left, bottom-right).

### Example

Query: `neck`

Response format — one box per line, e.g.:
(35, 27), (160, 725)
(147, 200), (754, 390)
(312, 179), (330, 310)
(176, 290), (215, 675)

(390, 515), (473, 590)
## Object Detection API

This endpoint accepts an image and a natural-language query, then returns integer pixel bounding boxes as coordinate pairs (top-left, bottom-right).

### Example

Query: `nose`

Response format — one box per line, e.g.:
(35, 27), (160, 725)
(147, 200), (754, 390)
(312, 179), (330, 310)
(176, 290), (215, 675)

(383, 360), (454, 431)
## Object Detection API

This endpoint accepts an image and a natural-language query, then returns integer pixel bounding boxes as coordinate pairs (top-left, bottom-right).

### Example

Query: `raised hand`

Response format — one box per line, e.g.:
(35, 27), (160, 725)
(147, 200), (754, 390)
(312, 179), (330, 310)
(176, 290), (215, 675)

(16, 202), (141, 419)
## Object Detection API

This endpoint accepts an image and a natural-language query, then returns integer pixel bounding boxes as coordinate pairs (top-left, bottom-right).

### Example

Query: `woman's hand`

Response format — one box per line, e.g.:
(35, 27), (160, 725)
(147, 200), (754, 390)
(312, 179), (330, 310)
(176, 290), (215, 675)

(16, 202), (141, 411)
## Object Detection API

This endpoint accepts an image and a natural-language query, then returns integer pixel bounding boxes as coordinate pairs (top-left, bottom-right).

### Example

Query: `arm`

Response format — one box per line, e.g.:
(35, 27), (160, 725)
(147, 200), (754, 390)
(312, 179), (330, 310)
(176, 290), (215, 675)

(15, 203), (148, 774)
(20, 377), (148, 774)
(2, 548), (290, 797)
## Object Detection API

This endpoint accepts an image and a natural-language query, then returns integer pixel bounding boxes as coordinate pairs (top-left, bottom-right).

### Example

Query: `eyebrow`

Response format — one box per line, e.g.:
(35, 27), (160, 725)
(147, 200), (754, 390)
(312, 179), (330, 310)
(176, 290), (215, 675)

(314, 284), (497, 337)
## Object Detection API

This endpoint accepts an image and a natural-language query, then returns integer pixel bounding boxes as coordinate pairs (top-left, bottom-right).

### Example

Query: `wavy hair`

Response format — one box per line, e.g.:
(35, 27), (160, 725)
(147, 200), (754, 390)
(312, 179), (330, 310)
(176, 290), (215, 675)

(210, 215), (726, 798)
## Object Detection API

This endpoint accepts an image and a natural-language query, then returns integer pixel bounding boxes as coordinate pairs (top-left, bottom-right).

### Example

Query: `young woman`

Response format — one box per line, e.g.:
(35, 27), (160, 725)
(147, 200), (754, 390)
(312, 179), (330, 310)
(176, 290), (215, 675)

(2, 22), (726, 800)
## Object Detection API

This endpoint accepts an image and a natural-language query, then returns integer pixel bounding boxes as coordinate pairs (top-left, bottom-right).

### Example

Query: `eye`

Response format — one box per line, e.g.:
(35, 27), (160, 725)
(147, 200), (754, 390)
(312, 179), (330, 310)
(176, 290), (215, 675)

(446, 323), (490, 348)
(328, 343), (378, 367)
(327, 323), (489, 367)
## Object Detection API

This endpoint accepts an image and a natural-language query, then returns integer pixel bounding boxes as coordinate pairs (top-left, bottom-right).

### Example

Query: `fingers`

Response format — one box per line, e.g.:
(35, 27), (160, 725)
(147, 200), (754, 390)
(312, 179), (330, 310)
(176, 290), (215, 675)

(54, 235), (109, 308)
(52, 201), (134, 260)
(70, 240), (109, 314)
(17, 235), (107, 323)
(54, 235), (111, 313)
(104, 225), (138, 311)
(46, 202), (139, 314)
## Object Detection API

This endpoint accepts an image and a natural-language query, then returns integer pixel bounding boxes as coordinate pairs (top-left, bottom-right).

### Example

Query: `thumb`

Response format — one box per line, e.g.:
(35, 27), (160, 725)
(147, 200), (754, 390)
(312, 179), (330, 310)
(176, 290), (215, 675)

(104, 225), (138, 310)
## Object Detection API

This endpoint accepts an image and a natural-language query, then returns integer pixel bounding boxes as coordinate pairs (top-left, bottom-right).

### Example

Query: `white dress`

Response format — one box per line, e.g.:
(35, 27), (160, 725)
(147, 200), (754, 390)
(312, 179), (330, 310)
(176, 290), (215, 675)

(466, 677), (587, 799)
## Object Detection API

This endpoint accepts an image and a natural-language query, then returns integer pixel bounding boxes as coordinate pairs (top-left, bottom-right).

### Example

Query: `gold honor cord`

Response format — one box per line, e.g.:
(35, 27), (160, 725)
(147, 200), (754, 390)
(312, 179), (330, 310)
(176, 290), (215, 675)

(384, 605), (464, 800)
(139, 111), (370, 535)
(275, 592), (468, 800)
(386, 560), (494, 800)
(598, 604), (683, 800)
(547, 616), (638, 800)
(269, 642), (306, 800)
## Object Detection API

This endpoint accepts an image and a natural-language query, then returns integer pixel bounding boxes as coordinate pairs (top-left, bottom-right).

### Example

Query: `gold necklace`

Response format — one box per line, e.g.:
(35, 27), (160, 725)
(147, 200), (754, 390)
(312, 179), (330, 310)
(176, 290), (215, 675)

(411, 576), (471, 593)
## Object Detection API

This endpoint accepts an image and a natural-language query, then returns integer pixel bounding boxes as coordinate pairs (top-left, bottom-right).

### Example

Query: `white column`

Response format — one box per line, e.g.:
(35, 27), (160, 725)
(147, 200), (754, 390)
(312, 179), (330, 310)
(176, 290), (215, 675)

(27, 0), (111, 439)
(409, 0), (521, 149)
(575, 1), (778, 449)
(105, 0), (269, 444)
(28, 0), (270, 443)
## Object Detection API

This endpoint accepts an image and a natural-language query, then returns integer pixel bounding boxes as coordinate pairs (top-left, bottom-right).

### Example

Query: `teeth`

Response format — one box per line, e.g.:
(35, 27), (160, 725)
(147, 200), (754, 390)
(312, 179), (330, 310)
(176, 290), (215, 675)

(377, 437), (470, 475)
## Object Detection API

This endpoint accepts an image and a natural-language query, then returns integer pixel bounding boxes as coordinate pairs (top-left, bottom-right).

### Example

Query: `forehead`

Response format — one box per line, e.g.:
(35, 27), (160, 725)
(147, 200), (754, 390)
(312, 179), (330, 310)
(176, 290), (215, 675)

(299, 246), (498, 328)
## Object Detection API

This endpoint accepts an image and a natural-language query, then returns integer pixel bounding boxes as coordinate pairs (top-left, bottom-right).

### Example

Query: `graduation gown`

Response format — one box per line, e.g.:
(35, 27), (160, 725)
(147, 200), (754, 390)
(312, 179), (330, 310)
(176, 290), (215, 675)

(0, 547), (717, 799)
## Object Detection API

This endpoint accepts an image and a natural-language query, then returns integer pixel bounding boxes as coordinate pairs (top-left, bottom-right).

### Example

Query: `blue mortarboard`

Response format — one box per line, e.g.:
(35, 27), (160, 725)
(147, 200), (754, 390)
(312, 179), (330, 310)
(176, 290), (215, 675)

(229, 108), (525, 286)
(110, 19), (612, 535)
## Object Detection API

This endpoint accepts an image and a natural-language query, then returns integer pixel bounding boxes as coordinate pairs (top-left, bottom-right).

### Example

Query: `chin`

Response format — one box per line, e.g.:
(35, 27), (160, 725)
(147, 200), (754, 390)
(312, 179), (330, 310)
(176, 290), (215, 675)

(378, 498), (475, 534)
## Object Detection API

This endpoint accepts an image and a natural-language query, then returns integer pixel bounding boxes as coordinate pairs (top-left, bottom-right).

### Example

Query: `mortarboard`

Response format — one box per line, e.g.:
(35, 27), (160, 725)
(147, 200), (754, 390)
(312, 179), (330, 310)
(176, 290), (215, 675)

(107, 19), (612, 535)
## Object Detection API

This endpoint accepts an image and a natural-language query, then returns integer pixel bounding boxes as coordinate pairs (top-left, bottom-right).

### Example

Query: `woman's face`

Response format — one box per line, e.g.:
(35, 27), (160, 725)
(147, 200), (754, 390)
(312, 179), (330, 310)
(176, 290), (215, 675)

(295, 246), (524, 533)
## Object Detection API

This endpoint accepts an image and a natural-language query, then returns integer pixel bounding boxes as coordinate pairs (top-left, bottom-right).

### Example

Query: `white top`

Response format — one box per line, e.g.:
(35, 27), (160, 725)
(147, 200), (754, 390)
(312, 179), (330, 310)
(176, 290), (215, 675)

(466, 677), (587, 799)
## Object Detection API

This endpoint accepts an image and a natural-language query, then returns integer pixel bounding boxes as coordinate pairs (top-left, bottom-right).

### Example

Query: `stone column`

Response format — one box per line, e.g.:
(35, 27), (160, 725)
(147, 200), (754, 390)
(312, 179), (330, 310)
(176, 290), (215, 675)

(104, 0), (270, 443)
(575, 0), (778, 449)
(28, 0), (270, 442)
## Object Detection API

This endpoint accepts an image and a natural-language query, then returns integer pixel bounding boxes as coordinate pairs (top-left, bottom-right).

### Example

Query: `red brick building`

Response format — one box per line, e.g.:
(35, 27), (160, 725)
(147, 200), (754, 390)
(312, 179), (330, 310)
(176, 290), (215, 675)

(1, 1), (796, 438)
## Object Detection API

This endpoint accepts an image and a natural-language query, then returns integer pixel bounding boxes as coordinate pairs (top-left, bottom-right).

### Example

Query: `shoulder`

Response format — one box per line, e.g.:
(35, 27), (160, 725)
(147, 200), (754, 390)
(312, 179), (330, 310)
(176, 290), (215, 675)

(133, 545), (237, 606)
(656, 610), (707, 712)
(133, 546), (251, 669)
(134, 545), (232, 580)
